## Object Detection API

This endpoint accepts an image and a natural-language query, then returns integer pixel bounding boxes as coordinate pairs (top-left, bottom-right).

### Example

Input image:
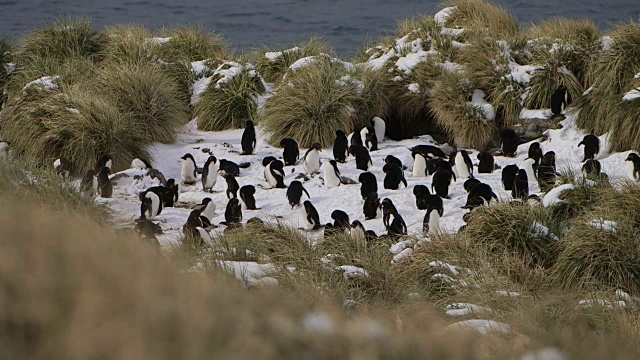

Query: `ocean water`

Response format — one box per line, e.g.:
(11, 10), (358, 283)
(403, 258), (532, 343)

(1, 0), (639, 57)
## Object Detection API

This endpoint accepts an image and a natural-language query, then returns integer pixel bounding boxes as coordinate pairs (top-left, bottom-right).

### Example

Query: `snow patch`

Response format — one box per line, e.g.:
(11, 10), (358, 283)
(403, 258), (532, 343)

(429, 261), (459, 276)
(622, 88), (640, 101)
(434, 6), (457, 26)
(336, 265), (369, 280)
(265, 46), (301, 62)
(467, 89), (495, 121)
(445, 303), (493, 317)
(542, 184), (574, 207)
(447, 319), (512, 335)
(520, 108), (551, 120)
(588, 219), (617, 233)
(66, 108), (80, 115)
(600, 36), (614, 52)
(22, 75), (60, 92)
(407, 83), (420, 93)
(144, 37), (172, 46)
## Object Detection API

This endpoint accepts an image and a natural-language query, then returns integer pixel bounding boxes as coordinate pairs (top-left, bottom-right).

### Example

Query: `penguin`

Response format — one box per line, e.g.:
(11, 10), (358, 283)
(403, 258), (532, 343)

(333, 130), (349, 163)
(80, 169), (96, 194)
(423, 195), (444, 236)
(302, 200), (321, 230)
(413, 185), (431, 210)
(219, 159), (242, 178)
(502, 164), (519, 191)
(363, 127), (378, 151)
(582, 159), (602, 176)
(455, 150), (474, 179)
(280, 138), (300, 166)
(140, 189), (163, 220)
(130, 158), (150, 169)
(201, 155), (219, 192)
(349, 145), (372, 171)
(161, 179), (179, 207)
(286, 180), (310, 209)
(239, 185), (259, 210)
(241, 120), (256, 155)
(363, 192), (380, 220)
(500, 129), (518, 157)
(223, 173), (240, 199)
(348, 130), (363, 147)
(183, 209), (211, 242)
(625, 153), (640, 180)
(54, 157), (71, 180)
(96, 154), (113, 173)
(448, 151), (459, 178)
(360, 127), (370, 148)
(303, 143), (322, 175)
(476, 151), (495, 174)
(463, 178), (481, 193)
(431, 169), (453, 199)
(331, 210), (350, 230)
(550, 84), (570, 117)
(512, 169), (529, 200)
(322, 160), (342, 188)
(381, 198), (407, 238)
(382, 163), (407, 190)
(96, 166), (112, 198)
(372, 117), (386, 143)
(427, 158), (455, 178)
(222, 198), (242, 225)
(358, 172), (377, 200)
(412, 151), (428, 178)
(384, 155), (406, 170)
(409, 145), (447, 159)
(134, 219), (162, 248)
(462, 183), (498, 210)
(528, 142), (543, 167)
(349, 220), (367, 245)
(193, 197), (216, 223)
(263, 156), (278, 184)
(537, 152), (557, 188)
(181, 153), (198, 185)
(268, 159), (287, 188)
(578, 134), (600, 162)
(519, 158), (538, 185)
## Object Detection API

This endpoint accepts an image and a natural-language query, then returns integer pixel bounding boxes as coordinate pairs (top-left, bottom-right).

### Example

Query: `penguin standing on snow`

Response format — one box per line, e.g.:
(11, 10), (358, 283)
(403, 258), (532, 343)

(463, 178), (481, 193)
(537, 152), (557, 188)
(423, 195), (444, 235)
(201, 155), (218, 192)
(241, 120), (256, 155)
(409, 145), (447, 159)
(183, 209), (211, 241)
(520, 158), (538, 185)
(382, 163), (407, 190)
(333, 130), (349, 163)
(427, 158), (455, 178)
(222, 173), (240, 199)
(462, 183), (498, 210)
(578, 134), (600, 162)
(219, 159), (243, 177)
(431, 169), (453, 199)
(286, 180), (310, 209)
(625, 153), (640, 180)
(500, 129), (518, 157)
(363, 192), (380, 220)
(363, 128), (378, 151)
(349, 145), (373, 171)
(348, 129), (364, 147)
(54, 157), (71, 180)
(301, 200), (321, 230)
(528, 142), (543, 168)
(550, 85), (570, 117)
(221, 198), (242, 225)
(140, 189), (163, 220)
(512, 169), (529, 200)
(381, 198), (407, 238)
(501, 165), (519, 191)
(267, 159), (286, 188)
(413, 185), (431, 210)
(96, 167), (112, 198)
(181, 153), (198, 185)
(412, 151), (428, 178)
(372, 117), (386, 143)
(280, 138), (300, 166)
(263, 156), (277, 184)
(455, 150), (474, 179)
(193, 197), (216, 223)
(358, 172), (377, 200)
(322, 160), (342, 188)
(477, 151), (495, 174)
(582, 159), (602, 176)
(349, 220), (366, 245)
(96, 155), (113, 173)
(303, 143), (322, 175)
(239, 185), (259, 210)
(331, 210), (351, 230)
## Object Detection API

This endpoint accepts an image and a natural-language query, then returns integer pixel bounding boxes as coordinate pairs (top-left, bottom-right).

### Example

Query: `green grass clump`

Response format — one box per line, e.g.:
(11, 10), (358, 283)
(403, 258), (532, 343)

(194, 61), (265, 131)
(97, 61), (189, 143)
(256, 37), (332, 83)
(5, 55), (97, 96)
(262, 57), (359, 147)
(103, 24), (155, 64)
(521, 60), (583, 110)
(154, 26), (228, 63)
(441, 0), (521, 39)
(0, 38), (12, 93)
(351, 65), (391, 127)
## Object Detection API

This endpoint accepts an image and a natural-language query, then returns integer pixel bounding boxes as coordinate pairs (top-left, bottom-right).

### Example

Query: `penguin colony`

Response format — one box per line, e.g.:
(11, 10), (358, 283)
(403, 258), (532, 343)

(35, 104), (638, 248)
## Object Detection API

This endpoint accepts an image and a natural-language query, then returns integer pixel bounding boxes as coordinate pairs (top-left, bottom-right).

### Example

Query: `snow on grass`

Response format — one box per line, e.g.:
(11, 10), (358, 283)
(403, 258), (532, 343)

(190, 61), (259, 106)
(531, 221), (559, 241)
(588, 219), (617, 233)
(622, 88), (640, 101)
(440, 27), (464, 37)
(392, 248), (413, 264)
(445, 303), (493, 317)
(144, 37), (172, 46)
(395, 39), (431, 75)
(434, 6), (457, 26)
(542, 184), (574, 207)
(265, 46), (300, 62)
(390, 240), (414, 254)
(495, 290), (521, 297)
(288, 54), (355, 73)
(218, 261), (277, 287)
(447, 319), (512, 335)
(577, 299), (626, 309)
(191, 59), (211, 75)
(437, 61), (463, 73)
(467, 89), (495, 121)
(190, 77), (212, 106)
(600, 36), (614, 52)
(22, 75), (60, 92)
(407, 83), (420, 93)
(429, 261), (459, 276)
(520, 108), (551, 120)
(336, 265), (369, 280)
(66, 108), (80, 115)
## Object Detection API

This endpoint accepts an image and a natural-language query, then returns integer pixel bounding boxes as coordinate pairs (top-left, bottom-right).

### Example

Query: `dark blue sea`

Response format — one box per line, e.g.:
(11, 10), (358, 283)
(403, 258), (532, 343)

(1, 0), (639, 57)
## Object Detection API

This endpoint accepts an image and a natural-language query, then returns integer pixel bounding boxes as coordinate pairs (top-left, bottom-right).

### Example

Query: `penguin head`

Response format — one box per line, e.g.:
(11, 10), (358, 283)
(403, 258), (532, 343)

(625, 153), (640, 163)
(336, 130), (345, 137)
(201, 197), (213, 206)
(558, 84), (567, 92)
(310, 143), (322, 152)
(366, 191), (378, 201)
(189, 209), (202, 220)
(228, 198), (240, 209)
(358, 172), (374, 184)
(98, 166), (111, 176)
(463, 179), (481, 193)
(303, 200), (314, 211)
(206, 155), (218, 164)
(351, 220), (364, 230)
(280, 138), (293, 148)
(413, 185), (429, 197)
(181, 153), (194, 162)
(245, 119), (254, 128)
(330, 210), (349, 223)
(262, 156), (277, 167)
(477, 151), (490, 161)
(166, 178), (176, 188)
(543, 151), (556, 165)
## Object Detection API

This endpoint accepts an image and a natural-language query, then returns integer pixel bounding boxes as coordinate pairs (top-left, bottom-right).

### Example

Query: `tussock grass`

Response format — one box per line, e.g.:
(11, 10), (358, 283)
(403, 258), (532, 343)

(351, 66), (391, 127)
(97, 61), (189, 143)
(256, 37), (332, 83)
(262, 58), (358, 147)
(0, 38), (11, 92)
(103, 24), (155, 64)
(521, 58), (583, 110)
(457, 37), (507, 92)
(442, 0), (521, 38)
(194, 61), (265, 131)
(154, 26), (228, 63)
(491, 77), (525, 128)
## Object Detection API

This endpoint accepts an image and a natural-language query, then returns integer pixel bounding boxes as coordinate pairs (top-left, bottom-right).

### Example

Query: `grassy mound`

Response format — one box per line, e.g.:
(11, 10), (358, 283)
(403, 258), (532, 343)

(97, 61), (189, 143)
(0, 39), (11, 93)
(194, 61), (265, 131)
(103, 24), (155, 64)
(261, 57), (359, 147)
(154, 26), (228, 63)
(441, 0), (520, 38)
(256, 37), (332, 83)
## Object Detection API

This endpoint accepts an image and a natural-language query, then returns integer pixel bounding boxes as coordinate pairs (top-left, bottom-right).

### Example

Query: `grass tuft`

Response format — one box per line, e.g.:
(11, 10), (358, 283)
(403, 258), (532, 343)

(154, 26), (228, 63)
(256, 37), (333, 83)
(442, 0), (521, 38)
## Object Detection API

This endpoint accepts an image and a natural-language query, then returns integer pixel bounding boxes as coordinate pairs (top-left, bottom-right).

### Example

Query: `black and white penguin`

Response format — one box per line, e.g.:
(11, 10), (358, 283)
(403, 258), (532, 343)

(202, 155), (219, 192)
(578, 134), (600, 162)
(520, 158), (538, 185)
(423, 195), (444, 236)
(502, 164), (519, 191)
(140, 189), (163, 220)
(363, 192), (380, 220)
(463, 178), (481, 193)
(182, 209), (211, 244)
(431, 169), (453, 199)
(348, 128), (364, 147)
(96, 154), (113, 173)
(477, 151), (495, 174)
(384, 155), (406, 170)
(455, 150), (474, 179)
(462, 183), (498, 210)
(528, 142), (543, 168)
(381, 198), (407, 238)
(303, 143), (322, 175)
(512, 169), (529, 200)
(263, 156), (277, 184)
(193, 197), (216, 223)
(331, 210), (350, 230)
(162, 179), (179, 207)
(413, 185), (431, 210)
(349, 145), (373, 171)
(582, 159), (602, 176)
(360, 127), (370, 149)
(412, 151), (428, 178)
(358, 172), (377, 200)
(537, 152), (557, 188)
(239, 185), (259, 210)
(130, 158), (151, 169)
(349, 220), (367, 245)
(286, 180), (310, 209)
(80, 169), (96, 194)
(500, 129), (518, 157)
(625, 153), (640, 180)
(372, 117), (386, 143)
(409, 145), (447, 159)
(222, 198), (242, 225)
(219, 159), (243, 178)
(322, 160), (342, 188)
(241, 120), (256, 155)
(54, 157), (71, 180)
(427, 158), (455, 179)
(268, 159), (286, 188)
(280, 138), (300, 166)
(134, 219), (162, 248)
(382, 163), (407, 190)
(363, 127), (378, 152)
(550, 84), (570, 117)
(333, 130), (349, 163)
(223, 173), (240, 199)
(96, 166), (112, 198)
(301, 200), (321, 230)
(181, 153), (198, 185)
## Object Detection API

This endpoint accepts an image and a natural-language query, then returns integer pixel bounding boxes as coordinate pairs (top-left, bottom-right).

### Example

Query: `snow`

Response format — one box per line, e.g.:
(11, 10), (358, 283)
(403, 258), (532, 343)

(394, 39), (431, 75)
(600, 36), (614, 52)
(445, 303), (493, 317)
(467, 89), (495, 121)
(434, 6), (457, 26)
(495, 290), (521, 297)
(542, 184), (574, 207)
(144, 37), (172, 46)
(437, 61), (463, 73)
(507, 62), (539, 85)
(218, 261), (277, 287)
(519, 348), (567, 360)
(447, 319), (512, 335)
(441, 27), (464, 37)
(577, 299), (626, 309)
(520, 108), (552, 120)
(265, 46), (301, 62)
(392, 248), (413, 263)
(588, 219), (617, 233)
(302, 312), (334, 333)
(190, 76), (212, 106)
(531, 221), (559, 241)
(190, 62), (259, 105)
(191, 60), (211, 75)
(66, 108), (80, 115)
(22, 75), (60, 92)
(429, 261), (459, 276)
(288, 54), (355, 73)
(407, 83), (420, 93)
(336, 265), (369, 280)
(622, 88), (640, 101)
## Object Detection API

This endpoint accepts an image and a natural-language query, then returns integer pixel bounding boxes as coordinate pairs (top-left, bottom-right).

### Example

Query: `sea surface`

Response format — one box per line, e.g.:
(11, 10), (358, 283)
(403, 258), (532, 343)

(1, 0), (639, 57)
